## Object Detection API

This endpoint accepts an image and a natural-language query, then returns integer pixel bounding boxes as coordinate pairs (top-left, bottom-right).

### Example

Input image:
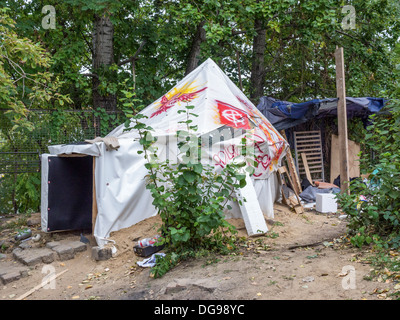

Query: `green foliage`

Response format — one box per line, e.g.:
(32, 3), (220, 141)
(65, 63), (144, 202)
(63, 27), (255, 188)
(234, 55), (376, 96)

(15, 173), (41, 213)
(0, 172), (40, 214)
(337, 99), (400, 249)
(4, 0), (399, 108)
(0, 8), (71, 130)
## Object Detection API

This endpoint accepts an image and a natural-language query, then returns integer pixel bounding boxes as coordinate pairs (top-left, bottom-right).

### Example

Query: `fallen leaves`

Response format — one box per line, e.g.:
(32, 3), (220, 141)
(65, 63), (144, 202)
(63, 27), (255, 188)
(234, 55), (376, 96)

(79, 272), (105, 288)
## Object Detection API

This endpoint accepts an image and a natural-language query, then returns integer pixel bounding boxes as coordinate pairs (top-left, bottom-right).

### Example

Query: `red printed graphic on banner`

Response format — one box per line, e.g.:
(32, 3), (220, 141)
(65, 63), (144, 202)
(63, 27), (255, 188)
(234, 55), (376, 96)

(216, 100), (250, 129)
(150, 82), (207, 118)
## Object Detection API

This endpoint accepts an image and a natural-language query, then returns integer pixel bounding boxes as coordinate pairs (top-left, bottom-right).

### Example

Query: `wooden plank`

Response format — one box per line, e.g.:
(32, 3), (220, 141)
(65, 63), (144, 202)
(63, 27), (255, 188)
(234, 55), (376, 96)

(305, 160), (323, 165)
(300, 168), (323, 173)
(296, 134), (320, 140)
(295, 135), (322, 139)
(278, 166), (304, 214)
(300, 164), (322, 169)
(330, 134), (360, 183)
(16, 269), (69, 300)
(296, 146), (322, 151)
(301, 153), (313, 184)
(297, 152), (322, 156)
(235, 172), (268, 236)
(294, 131), (321, 135)
(296, 145), (322, 150)
(303, 155), (322, 160)
(296, 140), (321, 145)
(295, 134), (322, 138)
(300, 170), (323, 174)
(296, 145), (322, 149)
(335, 47), (350, 194)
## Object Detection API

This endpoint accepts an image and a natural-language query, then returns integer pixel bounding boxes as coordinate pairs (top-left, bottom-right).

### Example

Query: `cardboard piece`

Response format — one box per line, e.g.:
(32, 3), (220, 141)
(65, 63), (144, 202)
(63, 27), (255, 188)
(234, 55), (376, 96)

(330, 134), (360, 183)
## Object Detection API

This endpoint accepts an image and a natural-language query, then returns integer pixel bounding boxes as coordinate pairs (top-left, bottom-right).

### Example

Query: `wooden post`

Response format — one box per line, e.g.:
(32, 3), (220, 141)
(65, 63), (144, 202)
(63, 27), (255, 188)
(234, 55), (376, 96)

(335, 47), (350, 194)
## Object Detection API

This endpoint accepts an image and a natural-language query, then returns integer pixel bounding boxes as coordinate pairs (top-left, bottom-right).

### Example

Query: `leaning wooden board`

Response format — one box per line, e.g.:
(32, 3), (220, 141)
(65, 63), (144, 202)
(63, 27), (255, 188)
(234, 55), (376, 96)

(330, 134), (360, 183)
(235, 172), (268, 236)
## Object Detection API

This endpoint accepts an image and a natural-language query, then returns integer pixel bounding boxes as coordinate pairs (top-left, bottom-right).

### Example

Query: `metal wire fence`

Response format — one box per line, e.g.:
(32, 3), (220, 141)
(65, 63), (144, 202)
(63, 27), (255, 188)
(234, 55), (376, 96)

(0, 109), (123, 174)
(0, 109), (124, 214)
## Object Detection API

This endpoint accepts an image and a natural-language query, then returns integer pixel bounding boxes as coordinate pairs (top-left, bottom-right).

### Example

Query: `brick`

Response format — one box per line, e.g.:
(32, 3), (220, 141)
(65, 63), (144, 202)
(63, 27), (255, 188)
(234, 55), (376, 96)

(0, 265), (30, 285)
(1, 270), (23, 284)
(46, 241), (61, 250)
(66, 241), (87, 253)
(52, 244), (75, 261)
(91, 246), (112, 261)
(13, 248), (55, 266)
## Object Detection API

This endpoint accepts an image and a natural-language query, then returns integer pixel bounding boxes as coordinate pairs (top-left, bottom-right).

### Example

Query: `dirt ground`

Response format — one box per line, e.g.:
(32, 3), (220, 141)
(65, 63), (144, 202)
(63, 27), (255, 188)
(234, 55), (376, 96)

(0, 204), (398, 301)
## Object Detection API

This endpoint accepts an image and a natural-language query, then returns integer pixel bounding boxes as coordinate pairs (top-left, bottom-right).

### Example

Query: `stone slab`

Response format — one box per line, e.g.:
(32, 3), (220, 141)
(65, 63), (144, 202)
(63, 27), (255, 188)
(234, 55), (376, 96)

(0, 264), (30, 285)
(46, 241), (61, 250)
(65, 241), (87, 253)
(12, 248), (55, 266)
(91, 246), (112, 261)
(52, 244), (75, 261)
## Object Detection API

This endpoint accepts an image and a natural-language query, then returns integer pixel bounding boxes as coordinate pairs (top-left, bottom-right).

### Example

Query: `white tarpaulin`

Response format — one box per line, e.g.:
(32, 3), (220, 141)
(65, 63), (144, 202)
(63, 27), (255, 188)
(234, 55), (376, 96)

(45, 58), (288, 247)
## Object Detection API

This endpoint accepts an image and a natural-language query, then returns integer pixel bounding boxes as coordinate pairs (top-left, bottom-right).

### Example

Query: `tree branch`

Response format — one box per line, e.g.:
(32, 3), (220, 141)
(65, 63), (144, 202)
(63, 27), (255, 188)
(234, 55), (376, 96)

(81, 73), (99, 79)
(335, 29), (377, 49)
(117, 40), (146, 66)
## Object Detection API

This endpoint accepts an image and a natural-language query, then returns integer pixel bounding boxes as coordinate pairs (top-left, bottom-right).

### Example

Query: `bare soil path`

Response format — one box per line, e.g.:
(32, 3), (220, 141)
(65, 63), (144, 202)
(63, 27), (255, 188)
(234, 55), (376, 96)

(0, 204), (397, 301)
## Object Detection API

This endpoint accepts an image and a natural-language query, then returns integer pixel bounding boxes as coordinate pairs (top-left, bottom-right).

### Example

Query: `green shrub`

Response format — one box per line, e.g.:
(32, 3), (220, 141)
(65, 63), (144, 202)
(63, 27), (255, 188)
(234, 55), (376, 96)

(337, 99), (400, 249)
(123, 92), (255, 277)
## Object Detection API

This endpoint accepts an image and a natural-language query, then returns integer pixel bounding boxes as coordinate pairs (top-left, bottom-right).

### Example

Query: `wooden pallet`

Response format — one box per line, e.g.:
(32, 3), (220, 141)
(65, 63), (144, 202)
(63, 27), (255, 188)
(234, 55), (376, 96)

(294, 131), (324, 183)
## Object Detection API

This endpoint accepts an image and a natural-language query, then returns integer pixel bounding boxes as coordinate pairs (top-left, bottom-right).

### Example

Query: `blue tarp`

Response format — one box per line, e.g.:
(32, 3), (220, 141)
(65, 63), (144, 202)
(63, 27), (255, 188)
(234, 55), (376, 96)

(256, 96), (387, 130)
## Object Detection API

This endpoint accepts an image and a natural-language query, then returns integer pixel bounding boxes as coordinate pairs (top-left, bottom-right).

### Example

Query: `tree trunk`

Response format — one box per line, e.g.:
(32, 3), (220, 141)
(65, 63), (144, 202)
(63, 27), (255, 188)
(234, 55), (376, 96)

(92, 13), (116, 111)
(250, 18), (266, 103)
(185, 21), (206, 76)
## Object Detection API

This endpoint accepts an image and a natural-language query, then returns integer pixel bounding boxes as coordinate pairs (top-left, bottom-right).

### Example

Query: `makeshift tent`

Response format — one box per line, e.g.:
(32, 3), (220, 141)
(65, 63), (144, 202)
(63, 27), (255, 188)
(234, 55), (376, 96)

(41, 58), (288, 247)
(257, 96), (387, 131)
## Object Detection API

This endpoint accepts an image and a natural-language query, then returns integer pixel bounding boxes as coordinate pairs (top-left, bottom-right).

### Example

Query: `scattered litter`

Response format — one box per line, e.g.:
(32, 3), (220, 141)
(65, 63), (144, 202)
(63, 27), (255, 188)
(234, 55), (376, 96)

(303, 202), (316, 209)
(134, 235), (165, 257)
(337, 270), (349, 277)
(15, 229), (32, 241)
(80, 233), (90, 244)
(137, 235), (161, 247)
(137, 253), (166, 268)
(302, 276), (315, 282)
(323, 241), (333, 247)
